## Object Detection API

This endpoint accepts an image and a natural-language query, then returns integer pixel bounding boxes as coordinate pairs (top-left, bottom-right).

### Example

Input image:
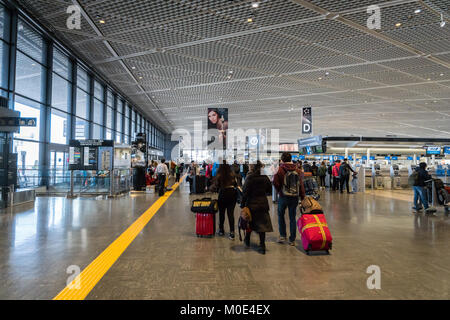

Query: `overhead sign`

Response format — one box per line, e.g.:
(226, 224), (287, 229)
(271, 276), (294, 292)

(0, 117), (37, 127)
(71, 139), (114, 147)
(301, 107), (312, 134)
(392, 156), (398, 160)
(444, 147), (450, 155)
(426, 146), (441, 155)
(407, 156), (413, 160)
(298, 135), (322, 148)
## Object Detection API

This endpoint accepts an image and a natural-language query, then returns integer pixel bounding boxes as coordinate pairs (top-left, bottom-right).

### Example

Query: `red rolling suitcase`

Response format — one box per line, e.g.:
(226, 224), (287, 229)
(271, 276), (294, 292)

(195, 213), (215, 238)
(297, 213), (332, 255)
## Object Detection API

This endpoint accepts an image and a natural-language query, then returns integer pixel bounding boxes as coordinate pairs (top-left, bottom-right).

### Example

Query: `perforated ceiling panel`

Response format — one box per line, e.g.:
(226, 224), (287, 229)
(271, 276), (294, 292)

(17, 0), (450, 139)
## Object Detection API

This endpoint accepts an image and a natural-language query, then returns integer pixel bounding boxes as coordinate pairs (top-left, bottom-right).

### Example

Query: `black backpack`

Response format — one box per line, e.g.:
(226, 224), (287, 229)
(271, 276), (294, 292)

(340, 164), (349, 177)
(282, 169), (300, 197)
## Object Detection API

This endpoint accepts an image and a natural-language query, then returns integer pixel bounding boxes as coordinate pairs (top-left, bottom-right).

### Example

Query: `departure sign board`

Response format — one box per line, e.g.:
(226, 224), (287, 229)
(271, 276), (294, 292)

(69, 140), (114, 170)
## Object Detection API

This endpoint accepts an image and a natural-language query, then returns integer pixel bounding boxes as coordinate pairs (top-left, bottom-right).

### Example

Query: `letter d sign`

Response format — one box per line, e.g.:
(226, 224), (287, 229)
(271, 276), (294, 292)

(302, 107), (312, 134)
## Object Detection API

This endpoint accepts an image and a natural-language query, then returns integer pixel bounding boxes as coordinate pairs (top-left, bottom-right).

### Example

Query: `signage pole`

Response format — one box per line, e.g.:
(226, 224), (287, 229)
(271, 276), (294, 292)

(68, 170), (75, 198)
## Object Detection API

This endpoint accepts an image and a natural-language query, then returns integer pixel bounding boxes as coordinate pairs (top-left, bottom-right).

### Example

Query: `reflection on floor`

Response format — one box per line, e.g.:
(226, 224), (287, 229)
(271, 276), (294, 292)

(0, 183), (449, 300)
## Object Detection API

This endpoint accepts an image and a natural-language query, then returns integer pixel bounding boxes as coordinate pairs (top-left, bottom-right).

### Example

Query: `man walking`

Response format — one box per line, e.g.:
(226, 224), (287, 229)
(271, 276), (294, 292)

(156, 158), (169, 196)
(273, 152), (306, 246)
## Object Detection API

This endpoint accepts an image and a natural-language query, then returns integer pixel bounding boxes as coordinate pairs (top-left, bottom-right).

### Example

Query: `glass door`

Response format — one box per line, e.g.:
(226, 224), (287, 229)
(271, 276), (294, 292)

(49, 146), (69, 190)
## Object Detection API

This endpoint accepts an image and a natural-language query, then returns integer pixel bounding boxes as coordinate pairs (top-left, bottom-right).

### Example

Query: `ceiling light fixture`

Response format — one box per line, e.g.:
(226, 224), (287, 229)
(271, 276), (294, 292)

(440, 73), (444, 76)
(99, 20), (106, 24)
(251, 2), (260, 8)
(414, 9), (422, 14)
(247, 18), (253, 23)
(395, 22), (402, 27)
(440, 13), (446, 28)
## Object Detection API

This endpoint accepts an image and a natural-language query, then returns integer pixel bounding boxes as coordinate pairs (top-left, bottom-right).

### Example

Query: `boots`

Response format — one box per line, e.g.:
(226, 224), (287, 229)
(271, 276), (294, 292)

(244, 232), (250, 248)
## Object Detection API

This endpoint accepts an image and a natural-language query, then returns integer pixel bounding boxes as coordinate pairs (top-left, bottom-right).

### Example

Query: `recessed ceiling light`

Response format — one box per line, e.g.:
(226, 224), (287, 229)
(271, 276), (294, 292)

(395, 22), (402, 27)
(427, 78), (431, 81)
(318, 77), (322, 80)
(325, 72), (329, 76)
(440, 73), (444, 76)
(132, 66), (136, 70)
(414, 9), (422, 14)
(229, 70), (233, 74)
(251, 2), (260, 8)
(99, 20), (106, 24)
(247, 18), (253, 23)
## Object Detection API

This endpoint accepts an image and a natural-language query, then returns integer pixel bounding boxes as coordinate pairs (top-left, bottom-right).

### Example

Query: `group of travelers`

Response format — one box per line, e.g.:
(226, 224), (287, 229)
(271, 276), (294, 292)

(184, 153), (307, 255)
(184, 154), (362, 254)
(180, 153), (443, 255)
(147, 159), (184, 196)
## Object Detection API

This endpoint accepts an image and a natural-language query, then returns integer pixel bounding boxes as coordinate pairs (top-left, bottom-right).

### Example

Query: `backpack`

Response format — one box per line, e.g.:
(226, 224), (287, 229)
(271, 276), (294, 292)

(282, 168), (300, 197)
(408, 171), (418, 187)
(318, 166), (326, 177)
(340, 164), (349, 177)
(301, 196), (323, 214)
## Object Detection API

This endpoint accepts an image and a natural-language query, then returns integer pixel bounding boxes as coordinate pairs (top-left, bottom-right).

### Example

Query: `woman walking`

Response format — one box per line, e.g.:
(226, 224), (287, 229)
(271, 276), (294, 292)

(241, 161), (273, 254)
(212, 162), (238, 239)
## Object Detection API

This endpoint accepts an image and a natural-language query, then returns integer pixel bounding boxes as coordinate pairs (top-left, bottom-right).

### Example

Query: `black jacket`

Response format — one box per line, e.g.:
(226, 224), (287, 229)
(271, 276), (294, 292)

(414, 167), (431, 187)
(241, 172), (273, 233)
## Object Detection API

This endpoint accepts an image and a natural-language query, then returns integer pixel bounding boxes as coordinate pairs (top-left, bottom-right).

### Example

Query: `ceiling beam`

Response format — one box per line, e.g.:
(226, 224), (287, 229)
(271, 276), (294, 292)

(71, 0), (173, 132)
(290, 0), (450, 69)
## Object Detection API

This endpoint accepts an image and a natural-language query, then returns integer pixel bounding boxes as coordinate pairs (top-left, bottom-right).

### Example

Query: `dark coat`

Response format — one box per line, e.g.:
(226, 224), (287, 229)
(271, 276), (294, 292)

(414, 167), (431, 187)
(241, 172), (273, 233)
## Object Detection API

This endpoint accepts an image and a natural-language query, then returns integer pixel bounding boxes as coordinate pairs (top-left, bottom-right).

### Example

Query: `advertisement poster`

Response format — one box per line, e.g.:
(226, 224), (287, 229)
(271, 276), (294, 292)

(98, 147), (112, 171)
(302, 107), (312, 134)
(207, 108), (228, 150)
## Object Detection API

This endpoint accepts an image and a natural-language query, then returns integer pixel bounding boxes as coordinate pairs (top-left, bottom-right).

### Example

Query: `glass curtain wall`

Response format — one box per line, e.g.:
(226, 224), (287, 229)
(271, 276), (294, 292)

(0, 3), (166, 189)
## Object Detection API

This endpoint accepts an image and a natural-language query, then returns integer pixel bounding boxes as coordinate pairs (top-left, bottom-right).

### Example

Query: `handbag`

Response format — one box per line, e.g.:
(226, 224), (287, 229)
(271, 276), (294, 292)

(191, 198), (218, 213)
(238, 207), (252, 241)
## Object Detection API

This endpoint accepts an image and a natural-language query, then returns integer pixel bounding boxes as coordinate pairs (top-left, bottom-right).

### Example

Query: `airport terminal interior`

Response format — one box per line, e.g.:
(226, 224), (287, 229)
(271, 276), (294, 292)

(0, 0), (450, 300)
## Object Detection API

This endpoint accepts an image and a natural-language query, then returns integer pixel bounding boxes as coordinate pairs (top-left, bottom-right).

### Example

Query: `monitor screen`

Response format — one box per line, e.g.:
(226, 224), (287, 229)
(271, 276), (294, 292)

(313, 145), (324, 153)
(426, 146), (441, 155)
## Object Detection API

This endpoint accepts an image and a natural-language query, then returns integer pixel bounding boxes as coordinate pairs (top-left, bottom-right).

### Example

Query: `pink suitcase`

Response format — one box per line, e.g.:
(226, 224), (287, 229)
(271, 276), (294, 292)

(195, 213), (215, 238)
(297, 213), (332, 255)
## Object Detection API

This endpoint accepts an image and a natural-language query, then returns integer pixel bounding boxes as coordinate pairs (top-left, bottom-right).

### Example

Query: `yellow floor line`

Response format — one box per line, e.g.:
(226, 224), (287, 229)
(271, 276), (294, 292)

(53, 175), (186, 300)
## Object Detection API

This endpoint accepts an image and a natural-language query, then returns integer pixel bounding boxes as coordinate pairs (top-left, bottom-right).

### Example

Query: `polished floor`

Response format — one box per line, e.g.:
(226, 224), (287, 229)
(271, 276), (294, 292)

(0, 181), (449, 300)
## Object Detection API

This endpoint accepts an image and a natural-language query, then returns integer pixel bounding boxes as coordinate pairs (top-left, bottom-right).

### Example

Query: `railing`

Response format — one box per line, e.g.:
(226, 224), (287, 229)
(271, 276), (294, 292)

(13, 168), (133, 197)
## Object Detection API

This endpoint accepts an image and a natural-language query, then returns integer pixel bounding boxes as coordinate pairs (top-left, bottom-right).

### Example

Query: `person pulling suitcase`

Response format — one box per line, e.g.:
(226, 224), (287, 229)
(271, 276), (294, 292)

(156, 158), (169, 196)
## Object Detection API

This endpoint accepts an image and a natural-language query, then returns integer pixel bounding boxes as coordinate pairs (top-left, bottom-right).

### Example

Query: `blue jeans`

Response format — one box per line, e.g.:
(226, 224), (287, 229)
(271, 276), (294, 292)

(277, 196), (299, 242)
(413, 186), (428, 209)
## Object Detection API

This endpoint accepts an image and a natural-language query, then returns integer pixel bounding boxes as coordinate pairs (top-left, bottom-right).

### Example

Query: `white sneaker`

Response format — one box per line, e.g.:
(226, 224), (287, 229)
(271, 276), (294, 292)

(278, 236), (286, 244)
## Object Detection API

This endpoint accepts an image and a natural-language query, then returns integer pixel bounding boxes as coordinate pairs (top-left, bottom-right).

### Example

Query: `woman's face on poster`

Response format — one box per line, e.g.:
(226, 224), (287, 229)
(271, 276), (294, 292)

(208, 111), (219, 125)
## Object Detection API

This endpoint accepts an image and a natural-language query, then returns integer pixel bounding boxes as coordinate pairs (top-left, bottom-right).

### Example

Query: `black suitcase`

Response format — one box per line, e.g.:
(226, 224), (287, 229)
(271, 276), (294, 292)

(195, 175), (206, 194)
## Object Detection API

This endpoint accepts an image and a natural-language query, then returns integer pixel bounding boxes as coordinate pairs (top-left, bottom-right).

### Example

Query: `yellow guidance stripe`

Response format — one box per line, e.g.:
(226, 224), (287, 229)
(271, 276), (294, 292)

(54, 175), (186, 300)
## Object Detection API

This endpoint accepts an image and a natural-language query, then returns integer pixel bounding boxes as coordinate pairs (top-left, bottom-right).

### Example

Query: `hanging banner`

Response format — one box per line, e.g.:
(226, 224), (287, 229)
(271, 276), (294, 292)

(207, 108), (228, 150)
(301, 107), (312, 134)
